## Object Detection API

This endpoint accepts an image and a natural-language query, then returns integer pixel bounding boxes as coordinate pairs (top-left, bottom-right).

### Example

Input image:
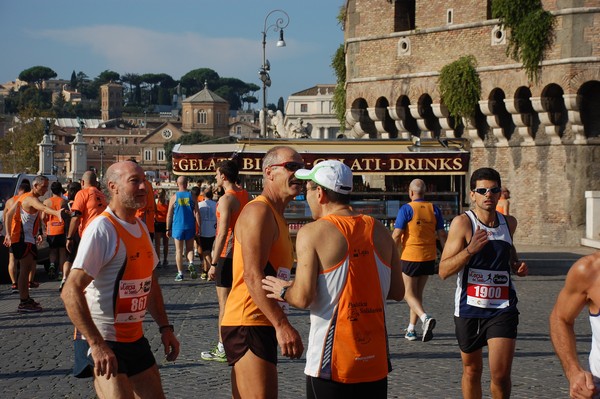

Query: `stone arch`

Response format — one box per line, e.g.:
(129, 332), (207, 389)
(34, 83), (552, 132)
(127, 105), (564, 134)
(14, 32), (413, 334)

(346, 98), (376, 139)
(483, 88), (514, 146)
(373, 96), (398, 138)
(531, 83), (568, 143)
(504, 86), (539, 145)
(409, 93), (441, 138)
(578, 80), (600, 138)
(388, 95), (419, 139)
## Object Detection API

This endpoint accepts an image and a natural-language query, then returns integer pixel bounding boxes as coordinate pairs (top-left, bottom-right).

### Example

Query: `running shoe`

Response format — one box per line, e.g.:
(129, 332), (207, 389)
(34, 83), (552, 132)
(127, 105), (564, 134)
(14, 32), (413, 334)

(200, 346), (227, 362)
(18, 297), (42, 313)
(47, 264), (56, 280)
(57, 271), (63, 281)
(188, 262), (198, 279)
(10, 283), (18, 294)
(404, 329), (418, 341)
(200, 272), (208, 280)
(162, 259), (169, 267)
(422, 316), (436, 342)
(59, 280), (66, 292)
(174, 273), (183, 282)
(28, 281), (40, 288)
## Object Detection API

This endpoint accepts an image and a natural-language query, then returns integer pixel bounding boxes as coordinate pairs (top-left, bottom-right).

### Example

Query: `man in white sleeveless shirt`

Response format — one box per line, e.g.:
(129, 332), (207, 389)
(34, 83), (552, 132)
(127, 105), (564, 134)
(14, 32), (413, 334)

(550, 251), (600, 399)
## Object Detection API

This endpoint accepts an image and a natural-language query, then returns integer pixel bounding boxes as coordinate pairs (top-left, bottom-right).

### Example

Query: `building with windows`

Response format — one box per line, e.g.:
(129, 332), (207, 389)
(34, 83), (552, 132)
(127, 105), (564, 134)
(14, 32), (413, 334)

(181, 83), (229, 136)
(283, 84), (342, 139)
(343, 0), (600, 246)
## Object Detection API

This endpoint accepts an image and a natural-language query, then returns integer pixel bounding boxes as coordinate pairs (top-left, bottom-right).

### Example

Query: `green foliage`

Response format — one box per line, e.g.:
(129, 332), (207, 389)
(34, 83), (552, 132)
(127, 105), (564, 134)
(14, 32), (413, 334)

(331, 44), (346, 127)
(336, 4), (346, 31)
(70, 70), (77, 90)
(438, 55), (481, 124)
(492, 0), (555, 82)
(0, 105), (49, 173)
(18, 66), (57, 88)
(277, 97), (285, 113)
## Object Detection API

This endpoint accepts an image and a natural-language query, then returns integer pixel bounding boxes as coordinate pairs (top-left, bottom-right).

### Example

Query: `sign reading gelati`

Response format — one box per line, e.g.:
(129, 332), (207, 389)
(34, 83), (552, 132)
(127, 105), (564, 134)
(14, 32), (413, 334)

(173, 150), (470, 175)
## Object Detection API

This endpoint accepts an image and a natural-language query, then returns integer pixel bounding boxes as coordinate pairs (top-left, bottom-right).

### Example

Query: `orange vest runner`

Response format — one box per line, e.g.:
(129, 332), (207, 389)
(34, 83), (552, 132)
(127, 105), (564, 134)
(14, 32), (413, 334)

(304, 214), (391, 383)
(10, 192), (40, 244)
(103, 212), (154, 342)
(155, 200), (168, 223)
(216, 189), (250, 259)
(400, 201), (438, 262)
(46, 196), (65, 236)
(221, 195), (294, 326)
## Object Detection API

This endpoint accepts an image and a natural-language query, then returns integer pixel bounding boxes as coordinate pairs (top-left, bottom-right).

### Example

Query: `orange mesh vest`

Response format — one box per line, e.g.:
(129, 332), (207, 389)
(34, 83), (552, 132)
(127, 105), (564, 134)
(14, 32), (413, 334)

(103, 212), (155, 342)
(400, 201), (437, 262)
(313, 214), (390, 383)
(10, 192), (40, 244)
(155, 201), (168, 223)
(46, 196), (65, 236)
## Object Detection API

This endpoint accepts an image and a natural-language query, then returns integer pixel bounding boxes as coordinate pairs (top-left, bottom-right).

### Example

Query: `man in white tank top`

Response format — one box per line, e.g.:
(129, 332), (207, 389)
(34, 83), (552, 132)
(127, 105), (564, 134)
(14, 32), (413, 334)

(550, 251), (600, 399)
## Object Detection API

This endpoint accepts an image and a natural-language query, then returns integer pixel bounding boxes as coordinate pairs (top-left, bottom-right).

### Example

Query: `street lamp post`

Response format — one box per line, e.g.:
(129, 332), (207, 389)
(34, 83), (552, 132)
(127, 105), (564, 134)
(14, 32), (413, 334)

(260, 9), (289, 137)
(99, 137), (105, 179)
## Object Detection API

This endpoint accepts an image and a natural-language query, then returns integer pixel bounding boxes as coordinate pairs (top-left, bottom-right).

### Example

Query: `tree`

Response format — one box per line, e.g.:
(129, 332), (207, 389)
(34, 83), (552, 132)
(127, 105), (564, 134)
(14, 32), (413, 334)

(180, 68), (220, 95)
(331, 44), (347, 127)
(242, 95), (258, 110)
(96, 70), (120, 83)
(18, 66), (57, 89)
(0, 105), (49, 173)
(53, 92), (68, 117)
(70, 70), (77, 90)
(277, 97), (285, 113)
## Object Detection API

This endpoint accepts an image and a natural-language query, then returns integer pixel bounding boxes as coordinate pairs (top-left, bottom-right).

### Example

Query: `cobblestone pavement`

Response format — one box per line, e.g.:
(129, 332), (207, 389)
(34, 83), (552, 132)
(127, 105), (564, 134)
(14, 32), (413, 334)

(0, 245), (595, 398)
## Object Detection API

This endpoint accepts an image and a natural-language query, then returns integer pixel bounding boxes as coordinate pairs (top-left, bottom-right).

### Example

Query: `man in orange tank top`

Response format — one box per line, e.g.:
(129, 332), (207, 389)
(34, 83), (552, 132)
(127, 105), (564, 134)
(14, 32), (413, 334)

(3, 180), (31, 293)
(392, 179), (447, 342)
(4, 175), (64, 312)
(61, 161), (179, 399)
(220, 146), (304, 398)
(42, 181), (67, 280)
(66, 171), (107, 256)
(262, 160), (405, 398)
(201, 160), (250, 362)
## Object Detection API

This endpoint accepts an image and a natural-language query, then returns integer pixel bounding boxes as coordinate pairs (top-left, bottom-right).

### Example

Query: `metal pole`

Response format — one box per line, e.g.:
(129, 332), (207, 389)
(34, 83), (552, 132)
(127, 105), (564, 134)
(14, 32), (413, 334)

(262, 31), (267, 137)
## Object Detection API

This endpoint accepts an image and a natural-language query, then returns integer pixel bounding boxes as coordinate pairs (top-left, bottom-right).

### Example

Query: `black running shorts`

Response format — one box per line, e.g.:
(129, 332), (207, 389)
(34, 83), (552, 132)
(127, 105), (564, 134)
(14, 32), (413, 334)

(306, 375), (388, 399)
(11, 242), (37, 260)
(221, 325), (277, 366)
(401, 260), (435, 276)
(454, 311), (519, 353)
(216, 257), (233, 288)
(47, 234), (66, 249)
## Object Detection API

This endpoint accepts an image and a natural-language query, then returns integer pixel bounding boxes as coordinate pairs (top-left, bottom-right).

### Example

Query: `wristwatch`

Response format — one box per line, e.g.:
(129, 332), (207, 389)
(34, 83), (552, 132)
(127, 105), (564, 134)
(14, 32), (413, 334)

(159, 324), (174, 334)
(280, 286), (289, 301)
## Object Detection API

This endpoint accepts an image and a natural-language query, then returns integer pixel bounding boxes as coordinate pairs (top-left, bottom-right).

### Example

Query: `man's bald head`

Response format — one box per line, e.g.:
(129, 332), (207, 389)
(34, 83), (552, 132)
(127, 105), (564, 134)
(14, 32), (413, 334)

(81, 170), (98, 186)
(177, 176), (188, 189)
(409, 179), (426, 196)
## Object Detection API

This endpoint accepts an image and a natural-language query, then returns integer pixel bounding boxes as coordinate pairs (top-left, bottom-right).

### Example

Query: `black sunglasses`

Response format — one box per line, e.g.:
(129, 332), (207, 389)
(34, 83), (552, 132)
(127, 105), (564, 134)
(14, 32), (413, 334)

(472, 187), (502, 195)
(269, 162), (305, 172)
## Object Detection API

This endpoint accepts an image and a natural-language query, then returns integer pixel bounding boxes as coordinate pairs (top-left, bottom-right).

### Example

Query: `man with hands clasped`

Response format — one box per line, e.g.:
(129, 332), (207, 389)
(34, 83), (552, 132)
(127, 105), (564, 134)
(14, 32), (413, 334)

(62, 161), (179, 399)
(439, 167), (527, 399)
(263, 160), (404, 399)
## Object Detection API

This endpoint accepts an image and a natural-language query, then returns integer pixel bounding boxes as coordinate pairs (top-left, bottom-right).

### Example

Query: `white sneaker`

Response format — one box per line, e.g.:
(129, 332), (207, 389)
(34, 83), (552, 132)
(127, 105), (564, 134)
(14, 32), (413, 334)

(422, 316), (436, 342)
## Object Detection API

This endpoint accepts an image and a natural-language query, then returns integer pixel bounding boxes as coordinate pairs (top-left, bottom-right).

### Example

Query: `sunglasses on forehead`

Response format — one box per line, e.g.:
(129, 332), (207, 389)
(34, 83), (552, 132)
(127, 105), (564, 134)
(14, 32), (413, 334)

(472, 187), (502, 195)
(269, 161), (305, 171)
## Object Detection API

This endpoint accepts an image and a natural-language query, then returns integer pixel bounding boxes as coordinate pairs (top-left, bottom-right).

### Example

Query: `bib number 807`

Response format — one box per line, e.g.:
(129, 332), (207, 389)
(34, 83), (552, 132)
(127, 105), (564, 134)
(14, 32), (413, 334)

(474, 286), (502, 299)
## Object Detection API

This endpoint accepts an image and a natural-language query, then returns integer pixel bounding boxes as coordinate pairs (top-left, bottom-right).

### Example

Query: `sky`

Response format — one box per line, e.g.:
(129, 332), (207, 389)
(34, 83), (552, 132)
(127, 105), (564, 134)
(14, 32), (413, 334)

(0, 0), (345, 105)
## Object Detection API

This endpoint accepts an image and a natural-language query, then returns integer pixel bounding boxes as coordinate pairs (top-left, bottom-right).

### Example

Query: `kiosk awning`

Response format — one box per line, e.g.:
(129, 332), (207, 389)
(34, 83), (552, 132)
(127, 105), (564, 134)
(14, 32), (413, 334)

(172, 139), (470, 176)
